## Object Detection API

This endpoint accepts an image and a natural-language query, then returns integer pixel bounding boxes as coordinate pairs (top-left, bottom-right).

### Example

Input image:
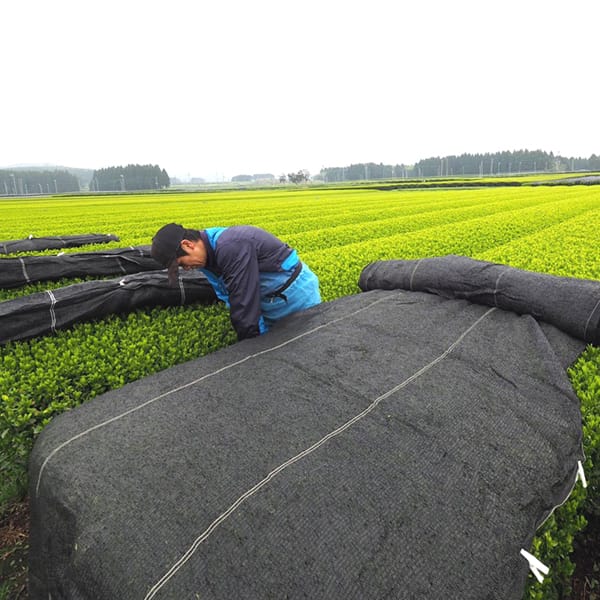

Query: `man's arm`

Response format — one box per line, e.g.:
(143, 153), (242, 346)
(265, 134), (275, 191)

(218, 241), (263, 340)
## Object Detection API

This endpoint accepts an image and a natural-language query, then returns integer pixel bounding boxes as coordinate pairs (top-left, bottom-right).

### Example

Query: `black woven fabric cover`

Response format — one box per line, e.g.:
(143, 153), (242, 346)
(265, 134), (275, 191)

(0, 233), (119, 254)
(0, 271), (217, 345)
(359, 255), (600, 345)
(29, 257), (589, 599)
(0, 246), (160, 289)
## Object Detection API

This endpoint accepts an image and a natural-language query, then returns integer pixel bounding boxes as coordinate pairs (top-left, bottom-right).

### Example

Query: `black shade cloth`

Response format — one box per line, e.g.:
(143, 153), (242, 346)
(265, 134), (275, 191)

(0, 245), (161, 289)
(0, 233), (119, 254)
(29, 257), (590, 599)
(359, 255), (600, 345)
(0, 270), (217, 345)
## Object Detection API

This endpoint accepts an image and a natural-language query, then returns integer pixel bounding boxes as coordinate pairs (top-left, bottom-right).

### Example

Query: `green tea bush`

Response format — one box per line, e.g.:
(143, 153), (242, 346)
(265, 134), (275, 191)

(0, 304), (235, 503)
(571, 346), (600, 520)
(520, 346), (599, 599)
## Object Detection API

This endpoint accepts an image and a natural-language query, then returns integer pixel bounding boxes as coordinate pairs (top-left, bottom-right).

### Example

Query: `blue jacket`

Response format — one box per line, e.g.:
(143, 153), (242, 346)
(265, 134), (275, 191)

(198, 226), (299, 340)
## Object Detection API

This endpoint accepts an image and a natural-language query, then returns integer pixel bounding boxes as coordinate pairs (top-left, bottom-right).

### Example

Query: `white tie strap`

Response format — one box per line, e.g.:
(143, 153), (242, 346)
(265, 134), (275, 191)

(520, 549), (549, 583)
(577, 461), (588, 488)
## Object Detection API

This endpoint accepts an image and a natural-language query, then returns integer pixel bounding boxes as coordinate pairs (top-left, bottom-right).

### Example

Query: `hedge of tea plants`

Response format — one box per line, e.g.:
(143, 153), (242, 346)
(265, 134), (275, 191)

(1, 183), (599, 599)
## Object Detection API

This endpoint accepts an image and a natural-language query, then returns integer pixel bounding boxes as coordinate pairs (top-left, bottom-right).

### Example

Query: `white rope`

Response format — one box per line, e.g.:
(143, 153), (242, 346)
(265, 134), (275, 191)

(492, 268), (508, 307)
(46, 290), (57, 333)
(583, 297), (600, 342)
(19, 257), (30, 283)
(409, 259), (423, 291)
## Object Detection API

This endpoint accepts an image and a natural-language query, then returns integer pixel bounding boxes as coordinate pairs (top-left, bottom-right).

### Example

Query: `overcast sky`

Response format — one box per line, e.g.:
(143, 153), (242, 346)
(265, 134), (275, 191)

(2, 0), (598, 181)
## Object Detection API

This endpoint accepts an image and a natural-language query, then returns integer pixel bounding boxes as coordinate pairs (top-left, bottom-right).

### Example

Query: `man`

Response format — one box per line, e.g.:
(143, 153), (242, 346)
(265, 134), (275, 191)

(151, 223), (321, 341)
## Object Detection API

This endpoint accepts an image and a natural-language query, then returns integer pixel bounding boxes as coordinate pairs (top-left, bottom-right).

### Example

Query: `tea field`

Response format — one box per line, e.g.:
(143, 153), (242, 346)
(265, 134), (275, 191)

(1, 182), (599, 599)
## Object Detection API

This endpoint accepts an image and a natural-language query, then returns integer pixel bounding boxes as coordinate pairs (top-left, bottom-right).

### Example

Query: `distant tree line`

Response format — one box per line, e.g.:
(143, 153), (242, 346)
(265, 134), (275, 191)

(317, 163), (410, 182)
(90, 164), (170, 191)
(318, 151), (600, 181)
(413, 150), (600, 178)
(0, 169), (80, 195)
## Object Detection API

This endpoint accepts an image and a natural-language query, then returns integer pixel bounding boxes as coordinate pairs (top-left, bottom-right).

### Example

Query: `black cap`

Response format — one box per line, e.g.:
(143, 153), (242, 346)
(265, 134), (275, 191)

(151, 223), (185, 286)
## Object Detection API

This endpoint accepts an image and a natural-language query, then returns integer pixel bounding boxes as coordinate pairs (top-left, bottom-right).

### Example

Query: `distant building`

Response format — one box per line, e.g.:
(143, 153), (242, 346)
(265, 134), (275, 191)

(232, 173), (276, 183)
